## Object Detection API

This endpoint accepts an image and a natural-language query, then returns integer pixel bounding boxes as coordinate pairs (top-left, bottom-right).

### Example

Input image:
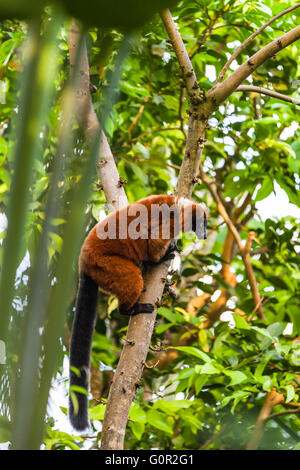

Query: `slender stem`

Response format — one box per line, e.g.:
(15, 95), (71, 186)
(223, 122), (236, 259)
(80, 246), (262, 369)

(199, 163), (265, 318)
(235, 85), (300, 105)
(216, 3), (300, 83)
(266, 407), (300, 422)
(246, 388), (284, 450)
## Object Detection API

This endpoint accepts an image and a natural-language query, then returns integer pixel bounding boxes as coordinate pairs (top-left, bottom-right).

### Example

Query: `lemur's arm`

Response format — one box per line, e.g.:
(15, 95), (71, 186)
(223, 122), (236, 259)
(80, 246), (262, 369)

(147, 239), (178, 264)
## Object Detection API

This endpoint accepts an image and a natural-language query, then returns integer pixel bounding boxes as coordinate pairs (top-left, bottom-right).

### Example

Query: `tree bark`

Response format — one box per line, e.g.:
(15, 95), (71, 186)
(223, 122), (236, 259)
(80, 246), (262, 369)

(68, 19), (128, 210)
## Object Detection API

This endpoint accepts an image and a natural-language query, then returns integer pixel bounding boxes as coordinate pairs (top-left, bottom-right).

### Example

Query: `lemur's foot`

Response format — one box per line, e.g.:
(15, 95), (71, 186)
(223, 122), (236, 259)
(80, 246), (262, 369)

(119, 303), (154, 316)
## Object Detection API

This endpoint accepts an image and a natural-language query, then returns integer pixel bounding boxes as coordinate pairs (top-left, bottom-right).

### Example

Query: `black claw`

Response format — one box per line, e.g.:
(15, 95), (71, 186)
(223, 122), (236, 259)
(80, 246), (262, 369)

(160, 252), (176, 262)
(119, 303), (154, 316)
(133, 303), (154, 314)
(159, 242), (179, 263)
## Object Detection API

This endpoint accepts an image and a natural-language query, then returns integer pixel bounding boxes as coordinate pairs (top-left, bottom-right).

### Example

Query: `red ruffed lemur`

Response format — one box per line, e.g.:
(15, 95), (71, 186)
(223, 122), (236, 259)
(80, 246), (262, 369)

(69, 194), (207, 431)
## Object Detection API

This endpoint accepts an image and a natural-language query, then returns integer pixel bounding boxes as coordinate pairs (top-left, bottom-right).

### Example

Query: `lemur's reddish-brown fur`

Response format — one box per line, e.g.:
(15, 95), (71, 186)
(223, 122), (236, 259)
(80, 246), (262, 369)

(69, 194), (206, 431)
(79, 195), (205, 313)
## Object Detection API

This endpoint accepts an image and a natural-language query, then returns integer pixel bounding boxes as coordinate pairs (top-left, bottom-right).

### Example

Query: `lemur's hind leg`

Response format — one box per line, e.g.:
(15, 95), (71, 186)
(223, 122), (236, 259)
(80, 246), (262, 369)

(86, 255), (154, 316)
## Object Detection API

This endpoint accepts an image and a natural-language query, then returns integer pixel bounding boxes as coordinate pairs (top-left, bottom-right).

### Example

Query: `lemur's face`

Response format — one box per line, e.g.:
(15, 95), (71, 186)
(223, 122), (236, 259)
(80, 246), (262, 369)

(177, 198), (207, 240)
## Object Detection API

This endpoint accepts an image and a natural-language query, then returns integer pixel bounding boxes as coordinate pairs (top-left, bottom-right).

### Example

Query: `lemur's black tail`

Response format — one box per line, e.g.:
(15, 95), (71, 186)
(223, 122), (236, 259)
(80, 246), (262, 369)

(69, 272), (98, 431)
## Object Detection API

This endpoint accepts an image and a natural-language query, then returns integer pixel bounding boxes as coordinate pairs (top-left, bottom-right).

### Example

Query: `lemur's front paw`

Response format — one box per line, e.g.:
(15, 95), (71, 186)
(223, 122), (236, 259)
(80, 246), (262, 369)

(159, 242), (179, 263)
(119, 303), (154, 316)
(133, 303), (155, 314)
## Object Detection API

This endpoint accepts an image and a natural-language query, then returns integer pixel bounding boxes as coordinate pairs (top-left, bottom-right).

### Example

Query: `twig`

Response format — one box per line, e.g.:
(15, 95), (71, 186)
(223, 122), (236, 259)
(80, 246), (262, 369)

(246, 388), (284, 450)
(216, 3), (300, 83)
(128, 104), (145, 134)
(167, 162), (181, 171)
(266, 407), (300, 422)
(235, 85), (300, 105)
(189, 11), (221, 60)
(199, 162), (265, 318)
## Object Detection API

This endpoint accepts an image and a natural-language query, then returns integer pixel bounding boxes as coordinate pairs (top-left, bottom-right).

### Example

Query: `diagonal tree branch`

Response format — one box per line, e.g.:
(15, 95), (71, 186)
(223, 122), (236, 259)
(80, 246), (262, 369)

(199, 163), (265, 319)
(216, 3), (300, 83)
(101, 9), (209, 450)
(209, 26), (300, 106)
(67, 21), (172, 451)
(235, 85), (300, 105)
(246, 388), (284, 450)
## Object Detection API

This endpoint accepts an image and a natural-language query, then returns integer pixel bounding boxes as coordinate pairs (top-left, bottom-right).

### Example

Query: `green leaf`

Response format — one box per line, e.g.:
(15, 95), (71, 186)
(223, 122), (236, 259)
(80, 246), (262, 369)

(129, 421), (145, 440)
(156, 322), (176, 334)
(293, 441), (300, 450)
(255, 178), (273, 201)
(181, 267), (199, 277)
(194, 374), (208, 394)
(199, 362), (220, 375)
(232, 314), (250, 330)
(224, 370), (248, 386)
(129, 403), (147, 423)
(285, 385), (295, 403)
(251, 326), (274, 341)
(157, 307), (184, 323)
(171, 346), (212, 362)
(154, 399), (191, 414)
(89, 403), (106, 421)
(147, 409), (173, 435)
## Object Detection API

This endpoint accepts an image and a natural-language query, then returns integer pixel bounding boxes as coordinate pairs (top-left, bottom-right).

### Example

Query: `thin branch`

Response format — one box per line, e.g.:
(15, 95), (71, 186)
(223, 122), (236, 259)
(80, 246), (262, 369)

(189, 11), (221, 60)
(246, 388), (285, 450)
(128, 103), (145, 134)
(266, 407), (300, 422)
(236, 85), (300, 105)
(199, 163), (265, 318)
(209, 25), (300, 106)
(216, 3), (300, 83)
